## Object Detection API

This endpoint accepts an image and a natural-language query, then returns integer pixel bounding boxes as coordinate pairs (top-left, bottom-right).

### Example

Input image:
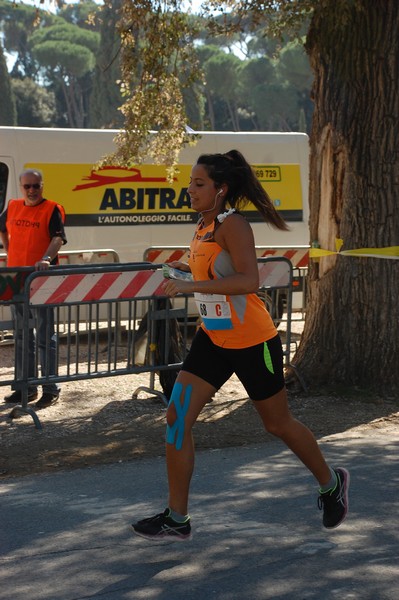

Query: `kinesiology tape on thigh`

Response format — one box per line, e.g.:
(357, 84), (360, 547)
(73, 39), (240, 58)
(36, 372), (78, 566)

(166, 382), (192, 450)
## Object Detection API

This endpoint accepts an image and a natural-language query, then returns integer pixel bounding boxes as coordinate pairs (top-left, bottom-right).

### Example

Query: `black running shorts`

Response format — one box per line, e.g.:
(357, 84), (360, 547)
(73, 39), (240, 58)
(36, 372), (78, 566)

(182, 328), (285, 401)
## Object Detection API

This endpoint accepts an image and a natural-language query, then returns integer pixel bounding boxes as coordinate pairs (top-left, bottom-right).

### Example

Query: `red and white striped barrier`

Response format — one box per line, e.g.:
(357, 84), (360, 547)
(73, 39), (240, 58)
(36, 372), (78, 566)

(144, 246), (310, 269)
(29, 269), (166, 305)
(258, 260), (291, 288)
(144, 248), (189, 264)
(58, 249), (119, 265)
(27, 260), (293, 306)
(258, 247), (309, 268)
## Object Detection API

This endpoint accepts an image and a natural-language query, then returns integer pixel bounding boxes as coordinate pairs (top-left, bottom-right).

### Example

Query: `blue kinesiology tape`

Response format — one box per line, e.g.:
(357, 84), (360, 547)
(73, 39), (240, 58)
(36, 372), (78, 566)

(166, 382), (192, 450)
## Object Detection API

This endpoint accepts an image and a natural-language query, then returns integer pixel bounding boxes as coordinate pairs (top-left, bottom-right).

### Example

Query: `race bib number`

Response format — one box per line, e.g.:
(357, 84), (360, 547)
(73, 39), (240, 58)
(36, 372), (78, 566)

(194, 293), (233, 330)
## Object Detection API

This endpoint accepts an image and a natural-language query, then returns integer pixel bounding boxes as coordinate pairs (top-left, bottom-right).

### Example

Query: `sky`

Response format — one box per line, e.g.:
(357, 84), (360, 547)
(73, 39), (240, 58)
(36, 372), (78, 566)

(15, 0), (205, 12)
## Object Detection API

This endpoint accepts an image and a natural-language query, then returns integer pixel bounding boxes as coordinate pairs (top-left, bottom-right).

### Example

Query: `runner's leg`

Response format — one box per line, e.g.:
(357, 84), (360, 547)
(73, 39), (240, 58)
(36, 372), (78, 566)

(253, 387), (331, 486)
(166, 371), (217, 515)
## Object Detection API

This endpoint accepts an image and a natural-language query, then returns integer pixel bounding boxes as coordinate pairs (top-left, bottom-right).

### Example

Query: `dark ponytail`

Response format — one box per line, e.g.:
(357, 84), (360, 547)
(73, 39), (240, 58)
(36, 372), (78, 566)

(196, 150), (289, 231)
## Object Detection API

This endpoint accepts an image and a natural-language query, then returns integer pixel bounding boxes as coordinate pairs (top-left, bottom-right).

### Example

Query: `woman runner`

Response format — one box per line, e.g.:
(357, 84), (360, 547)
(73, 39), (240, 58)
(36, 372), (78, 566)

(132, 150), (349, 541)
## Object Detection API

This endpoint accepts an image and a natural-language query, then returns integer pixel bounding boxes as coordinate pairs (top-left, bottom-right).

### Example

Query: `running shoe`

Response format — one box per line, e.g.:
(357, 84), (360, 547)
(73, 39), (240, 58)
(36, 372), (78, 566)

(318, 467), (350, 529)
(4, 389), (38, 403)
(132, 508), (192, 541)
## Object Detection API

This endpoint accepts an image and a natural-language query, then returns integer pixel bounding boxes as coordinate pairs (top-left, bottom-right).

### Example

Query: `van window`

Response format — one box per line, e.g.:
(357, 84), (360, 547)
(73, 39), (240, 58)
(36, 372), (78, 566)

(0, 162), (8, 214)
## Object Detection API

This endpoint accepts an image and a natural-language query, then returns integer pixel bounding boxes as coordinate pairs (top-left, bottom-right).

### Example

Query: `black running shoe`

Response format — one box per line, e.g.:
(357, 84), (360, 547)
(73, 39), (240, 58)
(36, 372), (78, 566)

(318, 467), (350, 529)
(132, 508), (192, 541)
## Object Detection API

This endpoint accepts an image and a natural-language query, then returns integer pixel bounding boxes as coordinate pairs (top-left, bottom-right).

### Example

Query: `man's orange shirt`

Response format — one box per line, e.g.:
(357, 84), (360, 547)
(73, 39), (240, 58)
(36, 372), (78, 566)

(6, 199), (65, 267)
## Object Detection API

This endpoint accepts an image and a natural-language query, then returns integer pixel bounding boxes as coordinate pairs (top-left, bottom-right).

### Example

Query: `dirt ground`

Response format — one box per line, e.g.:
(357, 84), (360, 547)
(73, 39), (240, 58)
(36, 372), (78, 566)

(1, 341), (399, 480)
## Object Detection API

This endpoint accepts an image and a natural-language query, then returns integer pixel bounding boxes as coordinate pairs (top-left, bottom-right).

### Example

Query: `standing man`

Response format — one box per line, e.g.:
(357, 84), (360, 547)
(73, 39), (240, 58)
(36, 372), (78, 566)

(0, 169), (67, 409)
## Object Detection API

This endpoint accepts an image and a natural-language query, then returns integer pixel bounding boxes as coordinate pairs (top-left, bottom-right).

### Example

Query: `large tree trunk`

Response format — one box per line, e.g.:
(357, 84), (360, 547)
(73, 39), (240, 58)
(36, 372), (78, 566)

(294, 0), (399, 392)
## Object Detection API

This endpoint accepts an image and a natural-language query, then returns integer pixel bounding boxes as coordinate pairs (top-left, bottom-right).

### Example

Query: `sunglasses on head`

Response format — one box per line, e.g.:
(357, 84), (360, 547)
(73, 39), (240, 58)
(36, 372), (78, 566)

(22, 183), (41, 190)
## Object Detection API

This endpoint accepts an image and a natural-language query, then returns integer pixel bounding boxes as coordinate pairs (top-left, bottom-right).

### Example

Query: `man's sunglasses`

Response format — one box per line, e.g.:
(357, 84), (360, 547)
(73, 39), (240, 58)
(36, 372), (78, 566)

(22, 183), (41, 190)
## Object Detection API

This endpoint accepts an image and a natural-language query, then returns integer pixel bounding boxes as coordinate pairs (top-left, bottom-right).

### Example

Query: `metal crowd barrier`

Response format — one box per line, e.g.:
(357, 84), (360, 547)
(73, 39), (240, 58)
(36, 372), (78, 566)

(0, 262), (190, 428)
(0, 249), (119, 270)
(0, 258), (302, 429)
(0, 249), (120, 341)
(256, 257), (306, 391)
(143, 244), (310, 319)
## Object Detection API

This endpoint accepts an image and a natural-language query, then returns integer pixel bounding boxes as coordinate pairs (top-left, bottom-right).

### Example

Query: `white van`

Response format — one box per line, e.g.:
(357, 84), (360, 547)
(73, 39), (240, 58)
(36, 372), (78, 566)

(0, 127), (310, 262)
(0, 128), (310, 333)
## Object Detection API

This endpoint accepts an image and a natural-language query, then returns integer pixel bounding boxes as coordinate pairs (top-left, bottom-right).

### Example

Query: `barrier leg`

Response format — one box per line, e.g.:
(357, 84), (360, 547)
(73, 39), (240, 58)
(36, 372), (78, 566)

(131, 298), (185, 407)
(8, 404), (43, 429)
(8, 387), (43, 429)
(132, 370), (168, 406)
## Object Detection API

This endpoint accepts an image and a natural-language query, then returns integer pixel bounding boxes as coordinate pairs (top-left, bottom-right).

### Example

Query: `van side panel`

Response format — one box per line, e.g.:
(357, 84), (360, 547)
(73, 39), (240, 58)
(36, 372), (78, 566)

(0, 128), (309, 261)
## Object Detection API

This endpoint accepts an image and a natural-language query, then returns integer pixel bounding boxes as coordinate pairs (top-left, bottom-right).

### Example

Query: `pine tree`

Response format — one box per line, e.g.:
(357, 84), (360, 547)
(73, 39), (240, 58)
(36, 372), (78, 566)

(89, 0), (123, 128)
(0, 43), (16, 125)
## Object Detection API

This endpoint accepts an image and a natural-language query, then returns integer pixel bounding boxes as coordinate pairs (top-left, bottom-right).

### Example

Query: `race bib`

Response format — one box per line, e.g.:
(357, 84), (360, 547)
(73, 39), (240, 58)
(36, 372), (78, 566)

(194, 293), (233, 330)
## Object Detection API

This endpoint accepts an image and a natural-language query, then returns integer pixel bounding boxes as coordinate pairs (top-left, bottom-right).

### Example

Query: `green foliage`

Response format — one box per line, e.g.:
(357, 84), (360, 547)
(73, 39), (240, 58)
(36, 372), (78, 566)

(277, 40), (313, 91)
(203, 0), (315, 39)
(102, 0), (202, 173)
(12, 77), (56, 126)
(182, 84), (206, 130)
(98, 0), (317, 164)
(32, 40), (96, 77)
(195, 44), (222, 64)
(89, 0), (124, 128)
(251, 82), (299, 130)
(30, 22), (100, 55)
(0, 42), (16, 125)
(29, 19), (100, 127)
(240, 57), (274, 88)
(204, 52), (242, 100)
(0, 1), (102, 128)
(58, 1), (100, 30)
(0, 0), (55, 77)
(192, 35), (312, 132)
(0, 0), (314, 139)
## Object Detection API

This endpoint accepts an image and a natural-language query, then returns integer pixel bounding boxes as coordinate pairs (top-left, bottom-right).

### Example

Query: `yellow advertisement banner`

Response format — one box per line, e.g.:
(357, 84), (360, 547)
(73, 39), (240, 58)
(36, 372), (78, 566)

(27, 162), (303, 226)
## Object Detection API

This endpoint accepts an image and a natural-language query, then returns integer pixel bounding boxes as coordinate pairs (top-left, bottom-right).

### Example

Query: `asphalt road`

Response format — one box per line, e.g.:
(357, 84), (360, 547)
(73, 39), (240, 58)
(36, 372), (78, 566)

(1, 431), (398, 600)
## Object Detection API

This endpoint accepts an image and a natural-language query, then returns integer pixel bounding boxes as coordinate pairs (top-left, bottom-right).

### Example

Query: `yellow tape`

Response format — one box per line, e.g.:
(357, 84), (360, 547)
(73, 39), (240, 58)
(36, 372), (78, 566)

(310, 238), (399, 259)
(310, 248), (336, 257)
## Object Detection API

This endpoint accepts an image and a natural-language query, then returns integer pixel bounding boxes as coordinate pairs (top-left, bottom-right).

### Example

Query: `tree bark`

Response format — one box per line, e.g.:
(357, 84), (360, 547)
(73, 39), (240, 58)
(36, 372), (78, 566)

(294, 0), (399, 392)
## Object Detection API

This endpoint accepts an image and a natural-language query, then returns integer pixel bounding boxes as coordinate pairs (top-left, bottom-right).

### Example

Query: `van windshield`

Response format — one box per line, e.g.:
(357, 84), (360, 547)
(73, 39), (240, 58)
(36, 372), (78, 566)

(0, 162), (8, 214)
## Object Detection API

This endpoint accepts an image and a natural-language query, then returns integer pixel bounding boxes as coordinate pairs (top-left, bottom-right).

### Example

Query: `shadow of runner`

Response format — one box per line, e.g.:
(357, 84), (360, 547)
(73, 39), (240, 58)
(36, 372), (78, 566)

(1, 387), (398, 479)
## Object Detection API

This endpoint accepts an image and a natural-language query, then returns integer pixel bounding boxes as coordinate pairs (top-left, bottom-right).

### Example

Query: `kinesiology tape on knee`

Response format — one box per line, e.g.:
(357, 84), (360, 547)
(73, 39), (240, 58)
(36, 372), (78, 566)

(166, 382), (192, 450)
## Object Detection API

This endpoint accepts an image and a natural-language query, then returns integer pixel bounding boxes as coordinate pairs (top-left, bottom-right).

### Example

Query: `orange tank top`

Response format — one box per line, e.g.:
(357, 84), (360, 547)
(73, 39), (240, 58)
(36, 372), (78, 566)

(188, 218), (277, 349)
(6, 199), (65, 267)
